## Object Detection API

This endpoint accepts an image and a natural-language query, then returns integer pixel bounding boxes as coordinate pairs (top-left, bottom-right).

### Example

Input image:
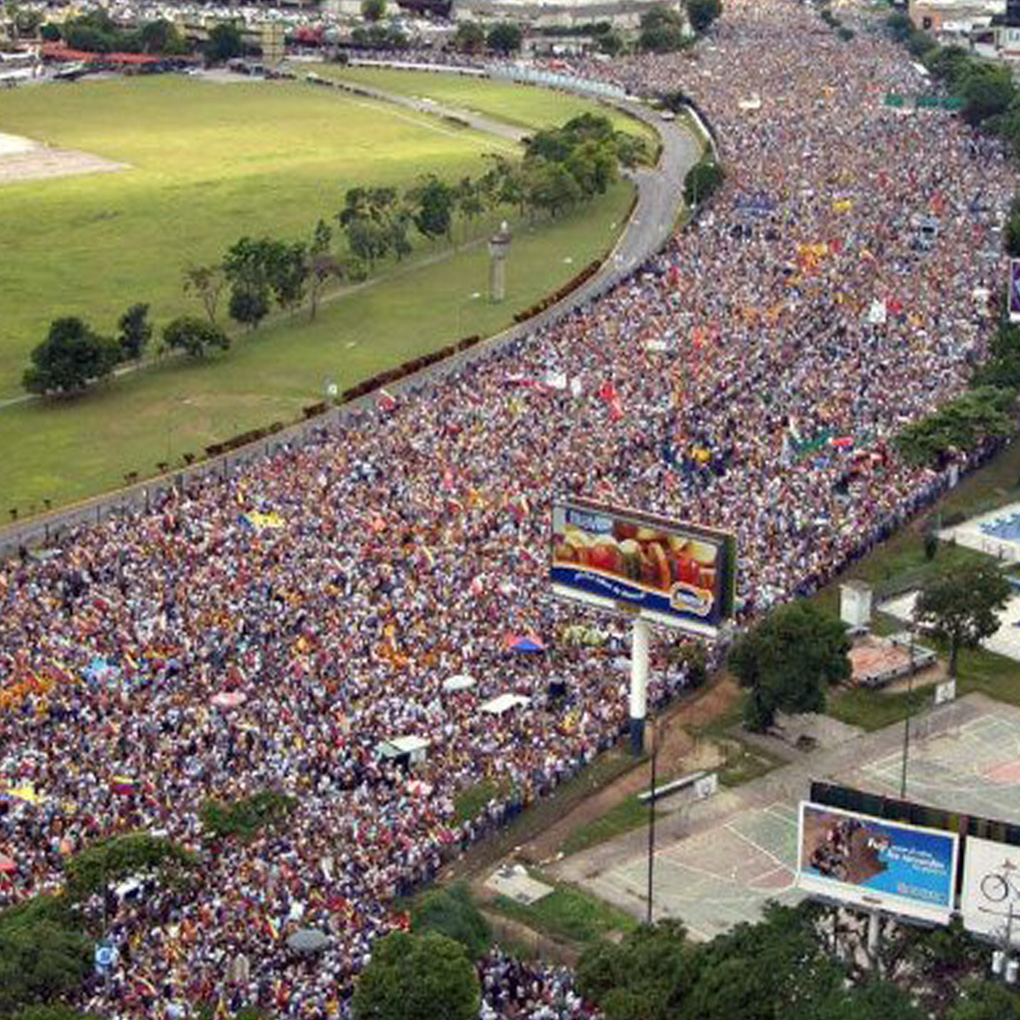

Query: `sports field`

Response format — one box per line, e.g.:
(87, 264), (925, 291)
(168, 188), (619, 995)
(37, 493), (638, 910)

(313, 65), (656, 139)
(0, 75), (637, 512)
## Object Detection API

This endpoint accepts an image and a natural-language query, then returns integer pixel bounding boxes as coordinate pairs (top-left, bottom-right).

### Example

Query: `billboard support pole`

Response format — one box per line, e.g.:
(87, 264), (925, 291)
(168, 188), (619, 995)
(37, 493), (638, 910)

(629, 618), (650, 755)
(867, 910), (881, 967)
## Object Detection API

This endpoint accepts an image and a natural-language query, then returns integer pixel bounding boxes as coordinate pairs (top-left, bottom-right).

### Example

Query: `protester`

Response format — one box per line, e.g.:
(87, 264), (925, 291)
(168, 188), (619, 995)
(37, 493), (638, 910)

(0, 1), (1012, 1016)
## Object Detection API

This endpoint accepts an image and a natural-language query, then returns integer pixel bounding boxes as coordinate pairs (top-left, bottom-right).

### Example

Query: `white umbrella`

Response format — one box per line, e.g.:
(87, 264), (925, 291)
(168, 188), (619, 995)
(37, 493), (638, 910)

(442, 674), (476, 692)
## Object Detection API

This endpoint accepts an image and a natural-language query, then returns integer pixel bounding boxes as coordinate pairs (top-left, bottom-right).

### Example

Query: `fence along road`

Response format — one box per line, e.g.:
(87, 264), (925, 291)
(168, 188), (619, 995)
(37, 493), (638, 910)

(0, 74), (703, 559)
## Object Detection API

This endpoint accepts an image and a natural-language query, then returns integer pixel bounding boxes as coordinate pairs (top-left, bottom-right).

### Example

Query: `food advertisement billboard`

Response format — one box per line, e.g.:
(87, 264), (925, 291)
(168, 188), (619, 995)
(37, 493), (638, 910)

(550, 498), (736, 634)
(961, 836), (1020, 946)
(797, 802), (958, 924)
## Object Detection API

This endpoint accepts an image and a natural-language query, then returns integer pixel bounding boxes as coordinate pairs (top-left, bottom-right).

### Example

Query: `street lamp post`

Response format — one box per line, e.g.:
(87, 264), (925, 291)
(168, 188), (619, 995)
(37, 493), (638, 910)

(457, 292), (482, 339)
(900, 621), (917, 800)
(646, 706), (658, 925)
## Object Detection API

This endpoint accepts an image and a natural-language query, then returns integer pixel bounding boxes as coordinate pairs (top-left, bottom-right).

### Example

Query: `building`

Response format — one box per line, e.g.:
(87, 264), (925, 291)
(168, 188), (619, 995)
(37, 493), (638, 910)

(908, 0), (1004, 33)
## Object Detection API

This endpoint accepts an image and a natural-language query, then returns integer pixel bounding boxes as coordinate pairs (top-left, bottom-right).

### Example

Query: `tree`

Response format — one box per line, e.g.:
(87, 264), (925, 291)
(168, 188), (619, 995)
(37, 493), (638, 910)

(12, 1006), (103, 1020)
(361, 0), (386, 22)
(116, 303), (152, 362)
(896, 387), (1016, 468)
(454, 176), (484, 231)
(183, 264), (226, 324)
(23, 317), (118, 395)
(410, 883), (490, 960)
(338, 187), (406, 266)
(684, 159), (725, 207)
(268, 240), (309, 314)
(729, 602), (850, 731)
(526, 159), (583, 217)
(884, 12), (913, 43)
(204, 22), (243, 63)
(452, 21), (485, 54)
(686, 0), (722, 34)
(788, 978), (925, 1020)
(639, 8), (687, 53)
(228, 287), (270, 331)
(410, 174), (456, 242)
(686, 903), (843, 1020)
(948, 979), (1020, 1020)
(308, 253), (344, 321)
(960, 63), (1016, 127)
(199, 790), (297, 841)
(486, 22), (522, 55)
(598, 29), (626, 56)
(352, 931), (480, 1020)
(162, 315), (231, 358)
(0, 916), (92, 1017)
(577, 920), (698, 1020)
(223, 236), (283, 327)
(972, 322), (1020, 391)
(566, 139), (618, 197)
(64, 833), (199, 905)
(138, 18), (184, 54)
(914, 562), (1011, 678)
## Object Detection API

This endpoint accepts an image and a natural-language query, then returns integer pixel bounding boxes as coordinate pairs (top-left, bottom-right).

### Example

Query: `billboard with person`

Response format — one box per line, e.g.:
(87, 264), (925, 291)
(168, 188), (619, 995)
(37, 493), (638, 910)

(797, 802), (958, 923)
(549, 498), (736, 634)
(961, 836), (1020, 946)
(1010, 259), (1020, 323)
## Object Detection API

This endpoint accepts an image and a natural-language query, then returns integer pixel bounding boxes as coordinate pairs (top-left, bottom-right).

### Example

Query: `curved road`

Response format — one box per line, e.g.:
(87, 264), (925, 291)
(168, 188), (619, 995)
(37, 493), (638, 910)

(0, 76), (703, 555)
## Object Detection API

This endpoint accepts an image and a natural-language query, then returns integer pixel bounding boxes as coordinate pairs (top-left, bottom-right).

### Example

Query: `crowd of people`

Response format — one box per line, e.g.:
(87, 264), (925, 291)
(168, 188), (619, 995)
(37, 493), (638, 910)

(0, 0), (1015, 1017)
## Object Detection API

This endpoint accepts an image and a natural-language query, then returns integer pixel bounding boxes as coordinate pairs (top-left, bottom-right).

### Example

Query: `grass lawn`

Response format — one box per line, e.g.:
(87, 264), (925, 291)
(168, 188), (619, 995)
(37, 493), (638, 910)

(491, 875), (637, 946)
(560, 796), (660, 858)
(312, 64), (656, 142)
(0, 76), (510, 402)
(0, 75), (636, 512)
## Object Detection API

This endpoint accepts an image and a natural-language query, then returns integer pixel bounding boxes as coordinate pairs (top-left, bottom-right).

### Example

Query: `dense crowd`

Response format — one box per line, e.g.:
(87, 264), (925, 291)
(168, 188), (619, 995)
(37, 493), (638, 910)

(0, 0), (1014, 1017)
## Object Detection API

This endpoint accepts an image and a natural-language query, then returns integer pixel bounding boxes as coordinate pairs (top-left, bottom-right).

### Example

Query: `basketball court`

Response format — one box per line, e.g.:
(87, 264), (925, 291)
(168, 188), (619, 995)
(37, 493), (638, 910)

(555, 695), (1020, 939)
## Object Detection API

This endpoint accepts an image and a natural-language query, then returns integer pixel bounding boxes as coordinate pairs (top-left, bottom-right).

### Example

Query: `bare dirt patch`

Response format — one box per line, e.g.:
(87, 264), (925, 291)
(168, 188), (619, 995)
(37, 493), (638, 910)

(0, 134), (128, 185)
(521, 678), (741, 863)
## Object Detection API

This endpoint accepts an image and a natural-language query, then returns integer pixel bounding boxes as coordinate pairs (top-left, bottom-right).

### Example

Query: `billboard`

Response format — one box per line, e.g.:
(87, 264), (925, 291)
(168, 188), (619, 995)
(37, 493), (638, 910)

(1010, 259), (1020, 324)
(797, 802), (958, 923)
(549, 498), (736, 634)
(961, 836), (1020, 946)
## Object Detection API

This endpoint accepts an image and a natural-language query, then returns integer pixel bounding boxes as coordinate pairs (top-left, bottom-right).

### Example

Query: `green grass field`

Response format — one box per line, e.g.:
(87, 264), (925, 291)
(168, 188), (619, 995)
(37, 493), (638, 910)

(0, 74), (638, 513)
(312, 64), (656, 140)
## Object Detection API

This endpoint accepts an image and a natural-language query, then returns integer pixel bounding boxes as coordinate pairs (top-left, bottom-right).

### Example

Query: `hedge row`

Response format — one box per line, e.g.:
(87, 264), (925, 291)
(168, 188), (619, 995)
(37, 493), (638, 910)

(205, 420), (285, 460)
(341, 335), (483, 403)
(513, 257), (602, 323)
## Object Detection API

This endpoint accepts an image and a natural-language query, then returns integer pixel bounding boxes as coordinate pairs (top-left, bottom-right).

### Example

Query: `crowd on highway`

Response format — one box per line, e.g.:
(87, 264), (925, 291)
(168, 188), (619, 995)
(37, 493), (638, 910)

(0, 0), (1014, 1017)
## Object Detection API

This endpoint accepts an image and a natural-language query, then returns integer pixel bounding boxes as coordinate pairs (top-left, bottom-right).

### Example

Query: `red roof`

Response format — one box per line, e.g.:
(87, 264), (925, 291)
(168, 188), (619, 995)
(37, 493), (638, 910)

(41, 42), (165, 65)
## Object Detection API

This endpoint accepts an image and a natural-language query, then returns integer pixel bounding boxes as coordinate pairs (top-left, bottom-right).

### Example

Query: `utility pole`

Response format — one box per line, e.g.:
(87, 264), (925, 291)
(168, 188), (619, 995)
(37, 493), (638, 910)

(900, 622), (917, 800)
(646, 708), (658, 925)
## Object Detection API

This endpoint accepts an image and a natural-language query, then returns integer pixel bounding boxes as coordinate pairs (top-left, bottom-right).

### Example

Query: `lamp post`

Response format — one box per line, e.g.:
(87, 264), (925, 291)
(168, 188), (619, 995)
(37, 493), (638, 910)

(456, 291), (482, 339)
(646, 705), (658, 925)
(900, 620), (917, 800)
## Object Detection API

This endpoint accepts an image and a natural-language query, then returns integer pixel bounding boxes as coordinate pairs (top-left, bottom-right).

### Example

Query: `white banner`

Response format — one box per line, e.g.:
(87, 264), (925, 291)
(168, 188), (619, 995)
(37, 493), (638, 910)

(961, 836), (1020, 946)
